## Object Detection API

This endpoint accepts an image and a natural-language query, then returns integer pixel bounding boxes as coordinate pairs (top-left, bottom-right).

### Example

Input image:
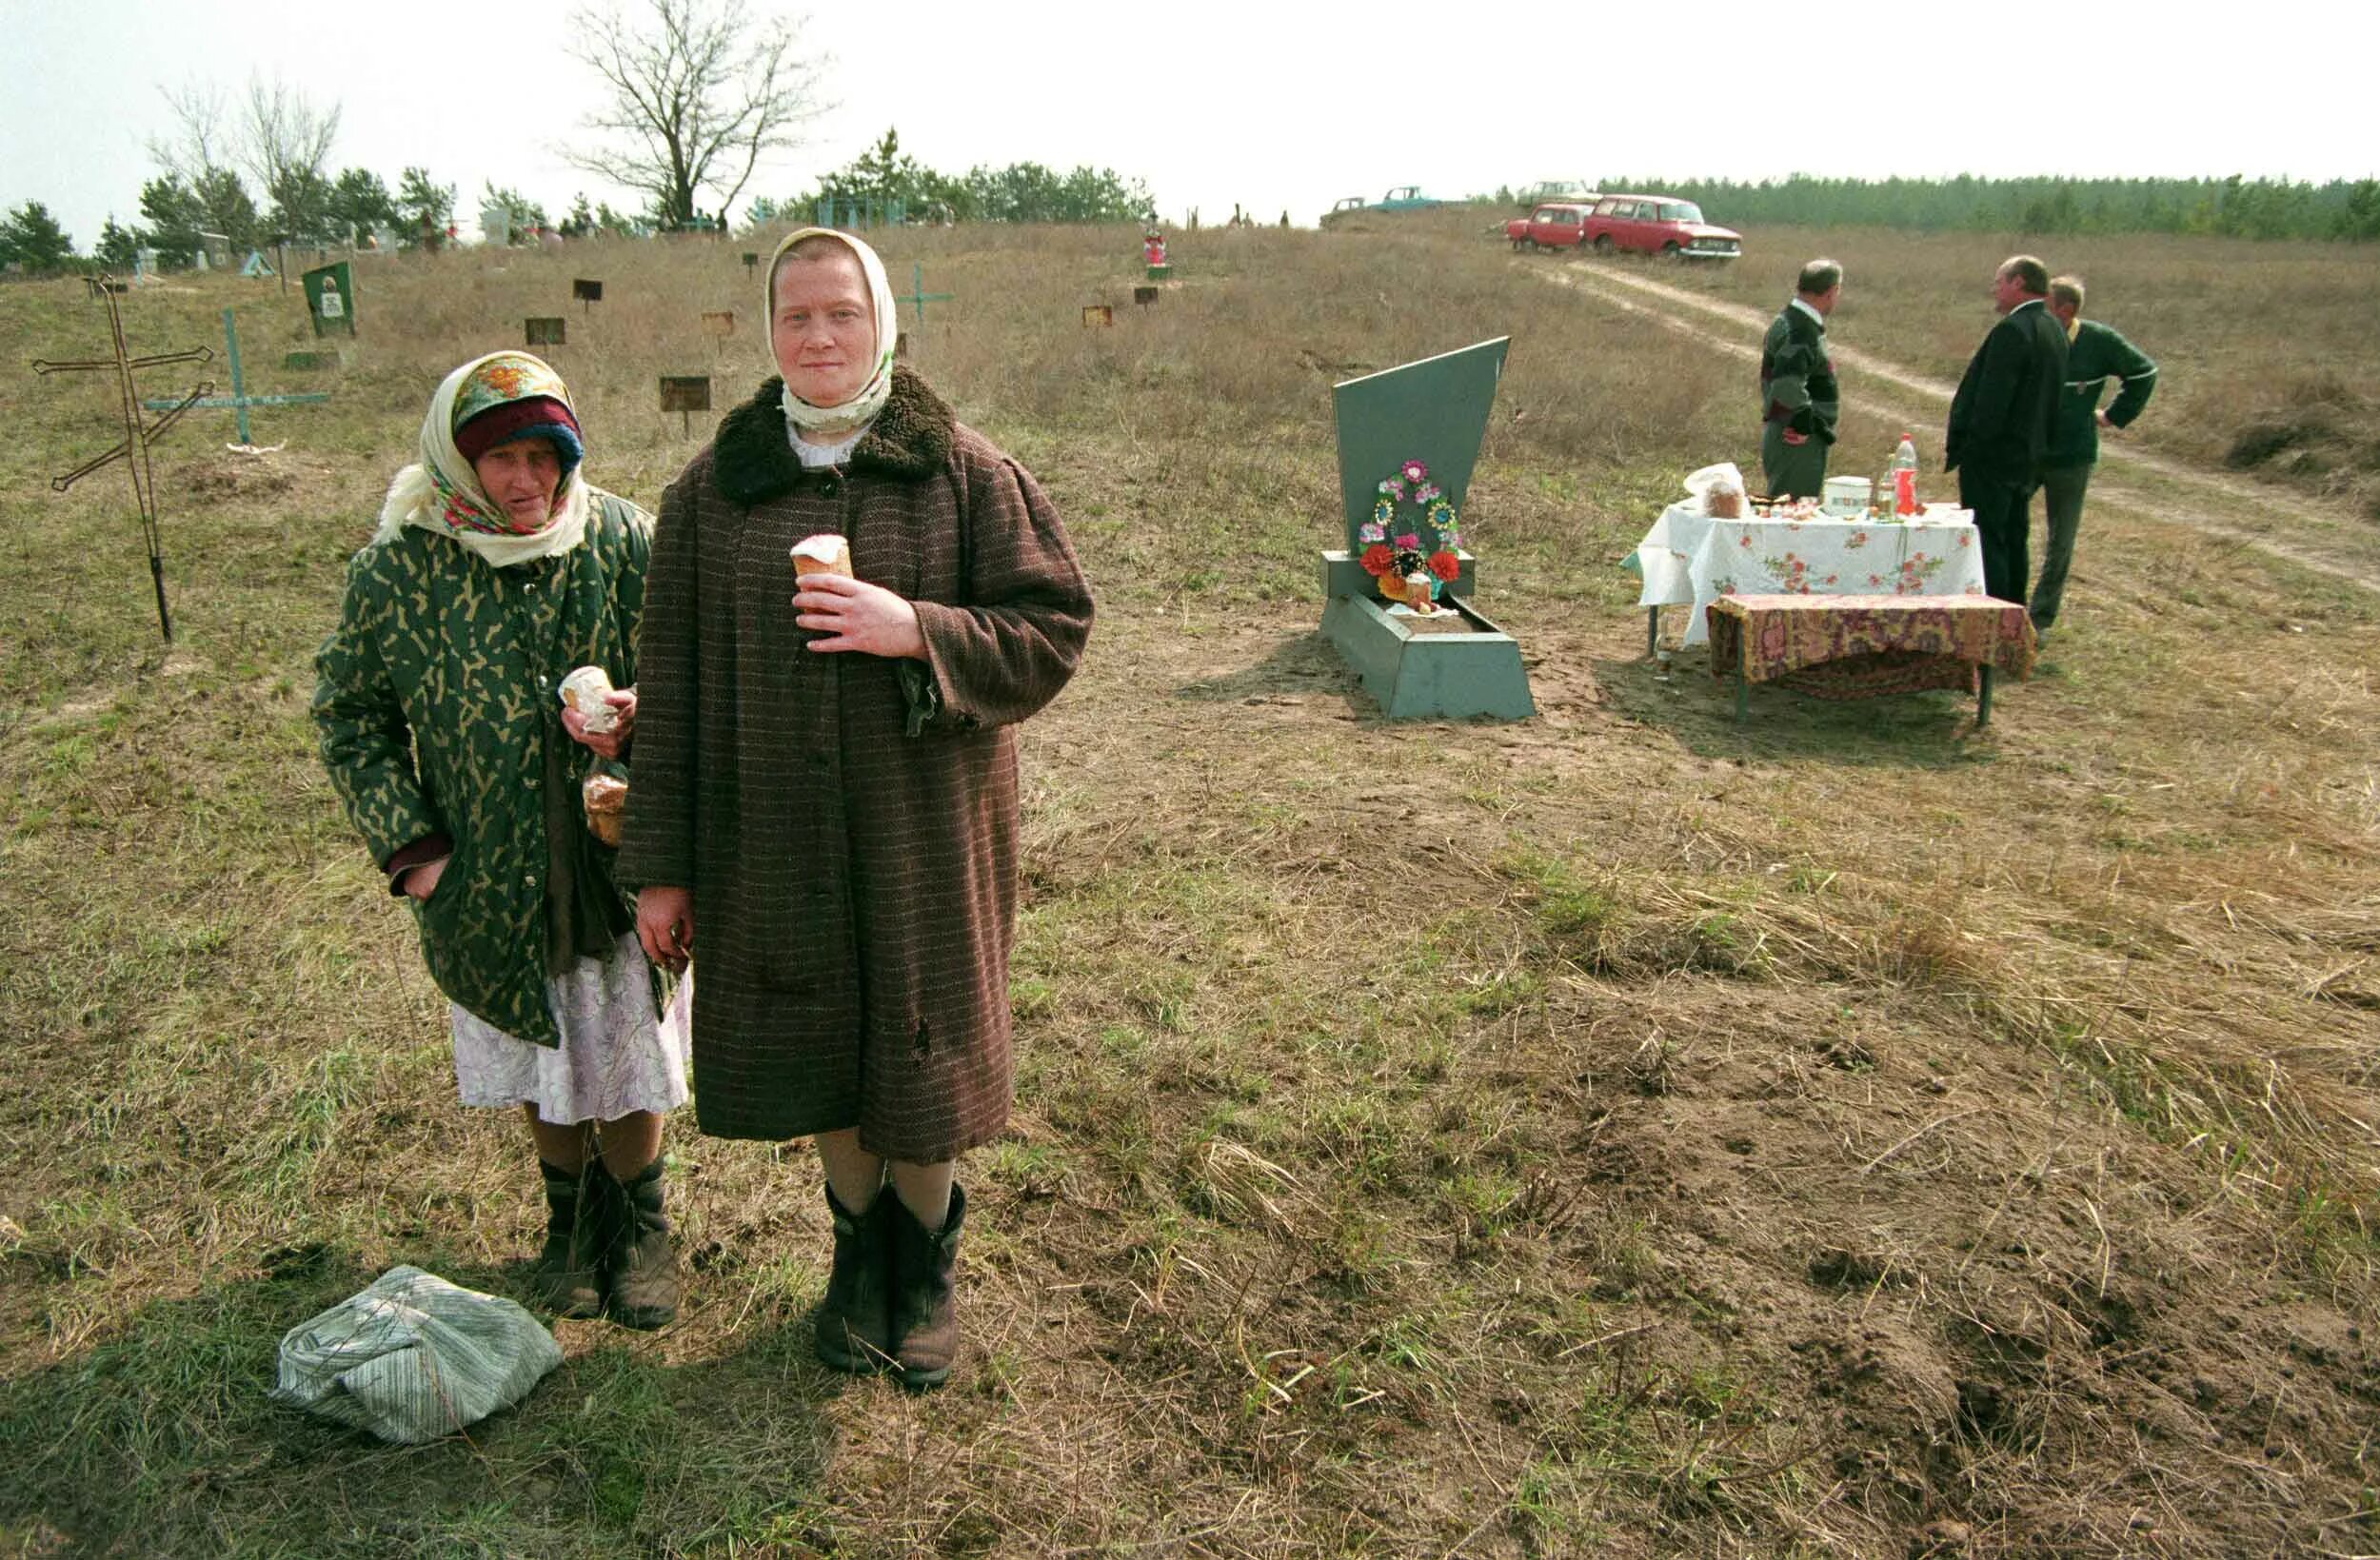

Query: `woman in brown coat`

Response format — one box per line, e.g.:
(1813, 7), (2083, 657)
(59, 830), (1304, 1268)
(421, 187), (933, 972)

(618, 227), (1092, 1388)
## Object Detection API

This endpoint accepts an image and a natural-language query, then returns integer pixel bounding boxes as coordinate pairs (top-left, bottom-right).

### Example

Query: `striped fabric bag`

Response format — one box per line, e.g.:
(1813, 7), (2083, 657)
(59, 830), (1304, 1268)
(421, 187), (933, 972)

(271, 1266), (563, 1443)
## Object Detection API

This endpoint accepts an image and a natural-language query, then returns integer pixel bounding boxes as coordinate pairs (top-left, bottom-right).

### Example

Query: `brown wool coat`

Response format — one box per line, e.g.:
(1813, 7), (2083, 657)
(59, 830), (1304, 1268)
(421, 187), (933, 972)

(617, 366), (1092, 1157)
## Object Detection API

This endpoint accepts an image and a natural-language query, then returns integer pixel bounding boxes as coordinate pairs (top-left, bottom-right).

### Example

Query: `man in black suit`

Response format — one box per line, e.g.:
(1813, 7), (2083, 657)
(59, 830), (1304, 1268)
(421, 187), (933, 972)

(1946, 255), (2068, 603)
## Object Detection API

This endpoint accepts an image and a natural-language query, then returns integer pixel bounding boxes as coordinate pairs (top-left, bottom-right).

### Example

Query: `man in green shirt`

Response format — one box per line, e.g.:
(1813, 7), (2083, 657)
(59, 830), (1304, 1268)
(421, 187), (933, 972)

(1758, 259), (1843, 499)
(2033, 275), (2158, 630)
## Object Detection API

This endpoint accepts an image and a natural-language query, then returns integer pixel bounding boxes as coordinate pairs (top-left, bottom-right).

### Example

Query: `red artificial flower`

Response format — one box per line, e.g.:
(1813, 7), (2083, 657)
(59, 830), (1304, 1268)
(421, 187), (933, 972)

(1359, 543), (1394, 575)
(1427, 550), (1461, 583)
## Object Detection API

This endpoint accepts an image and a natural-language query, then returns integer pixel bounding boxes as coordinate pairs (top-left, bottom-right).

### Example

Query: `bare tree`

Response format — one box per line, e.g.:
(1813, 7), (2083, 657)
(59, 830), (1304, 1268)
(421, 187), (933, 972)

(564, 0), (830, 228)
(147, 82), (236, 186)
(239, 76), (342, 235)
(149, 75), (342, 239)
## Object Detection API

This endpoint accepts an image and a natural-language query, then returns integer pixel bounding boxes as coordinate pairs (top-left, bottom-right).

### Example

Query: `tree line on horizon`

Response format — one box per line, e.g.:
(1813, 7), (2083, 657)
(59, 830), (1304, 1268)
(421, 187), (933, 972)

(1574, 173), (2380, 242)
(750, 128), (1155, 229)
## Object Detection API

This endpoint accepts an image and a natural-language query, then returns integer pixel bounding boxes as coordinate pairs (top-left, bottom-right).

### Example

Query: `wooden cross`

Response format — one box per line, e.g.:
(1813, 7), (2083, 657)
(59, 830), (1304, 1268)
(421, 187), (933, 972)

(31, 277), (214, 640)
(902, 261), (954, 326)
(142, 309), (330, 446)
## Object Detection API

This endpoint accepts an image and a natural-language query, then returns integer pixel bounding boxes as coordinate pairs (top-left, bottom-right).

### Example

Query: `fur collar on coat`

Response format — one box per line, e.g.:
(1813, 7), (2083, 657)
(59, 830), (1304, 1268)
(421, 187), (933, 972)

(712, 365), (955, 505)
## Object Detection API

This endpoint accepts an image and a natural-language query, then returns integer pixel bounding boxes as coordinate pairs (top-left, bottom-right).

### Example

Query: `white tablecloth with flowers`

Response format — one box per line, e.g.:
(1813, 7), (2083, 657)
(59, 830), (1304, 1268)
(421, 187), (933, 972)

(1631, 503), (1990, 647)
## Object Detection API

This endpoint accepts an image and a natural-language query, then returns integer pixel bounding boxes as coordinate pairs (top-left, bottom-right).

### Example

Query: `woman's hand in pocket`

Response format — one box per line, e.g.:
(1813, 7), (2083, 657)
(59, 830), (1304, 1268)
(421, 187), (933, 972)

(404, 858), (449, 901)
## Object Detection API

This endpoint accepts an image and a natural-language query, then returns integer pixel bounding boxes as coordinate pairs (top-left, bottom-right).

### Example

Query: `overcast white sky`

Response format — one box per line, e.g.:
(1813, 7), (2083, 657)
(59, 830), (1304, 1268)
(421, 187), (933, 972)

(9, 0), (2377, 249)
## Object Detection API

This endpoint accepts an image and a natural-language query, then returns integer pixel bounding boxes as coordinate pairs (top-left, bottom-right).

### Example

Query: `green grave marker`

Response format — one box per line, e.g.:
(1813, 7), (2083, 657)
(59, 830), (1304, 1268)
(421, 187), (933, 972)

(1318, 337), (1533, 721)
(902, 262), (953, 326)
(143, 309), (331, 445)
(303, 262), (355, 337)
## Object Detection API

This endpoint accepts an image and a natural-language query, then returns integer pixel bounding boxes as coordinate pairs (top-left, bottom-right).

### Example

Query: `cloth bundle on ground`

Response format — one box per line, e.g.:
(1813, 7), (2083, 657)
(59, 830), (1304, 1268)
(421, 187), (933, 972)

(270, 1266), (562, 1443)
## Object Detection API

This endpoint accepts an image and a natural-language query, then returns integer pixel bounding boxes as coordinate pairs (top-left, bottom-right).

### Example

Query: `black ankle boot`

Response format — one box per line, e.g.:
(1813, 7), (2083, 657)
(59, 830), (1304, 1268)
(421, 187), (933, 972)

(605, 1160), (679, 1330)
(529, 1160), (605, 1319)
(886, 1184), (965, 1390)
(812, 1187), (894, 1373)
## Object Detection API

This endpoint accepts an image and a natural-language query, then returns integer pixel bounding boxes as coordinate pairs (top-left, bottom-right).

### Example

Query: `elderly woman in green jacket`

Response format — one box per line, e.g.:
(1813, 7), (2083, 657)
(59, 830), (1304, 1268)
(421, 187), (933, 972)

(314, 352), (685, 1328)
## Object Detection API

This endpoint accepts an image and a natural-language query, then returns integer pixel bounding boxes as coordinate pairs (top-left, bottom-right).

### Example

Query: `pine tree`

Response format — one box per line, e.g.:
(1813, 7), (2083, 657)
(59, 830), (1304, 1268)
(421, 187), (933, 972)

(397, 167), (456, 250)
(0, 202), (76, 273)
(96, 216), (143, 268)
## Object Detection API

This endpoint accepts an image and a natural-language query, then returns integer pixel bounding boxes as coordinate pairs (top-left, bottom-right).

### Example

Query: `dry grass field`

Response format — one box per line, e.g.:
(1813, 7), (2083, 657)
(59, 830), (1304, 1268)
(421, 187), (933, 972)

(3, 217), (2377, 1558)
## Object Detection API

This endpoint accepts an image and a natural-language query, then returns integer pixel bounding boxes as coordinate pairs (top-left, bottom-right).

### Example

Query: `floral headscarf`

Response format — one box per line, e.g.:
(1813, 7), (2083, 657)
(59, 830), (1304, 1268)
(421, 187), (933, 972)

(767, 227), (899, 441)
(371, 351), (592, 568)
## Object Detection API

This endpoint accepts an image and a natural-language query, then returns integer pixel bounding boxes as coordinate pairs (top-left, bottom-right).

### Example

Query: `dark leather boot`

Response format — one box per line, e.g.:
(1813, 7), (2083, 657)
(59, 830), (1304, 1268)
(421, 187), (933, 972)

(811, 1187), (894, 1373)
(605, 1160), (679, 1330)
(886, 1183), (965, 1390)
(529, 1160), (605, 1318)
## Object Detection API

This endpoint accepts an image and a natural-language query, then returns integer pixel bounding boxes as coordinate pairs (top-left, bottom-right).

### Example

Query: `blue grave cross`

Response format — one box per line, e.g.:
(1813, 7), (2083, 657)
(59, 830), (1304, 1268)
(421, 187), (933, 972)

(143, 309), (330, 445)
(902, 261), (955, 326)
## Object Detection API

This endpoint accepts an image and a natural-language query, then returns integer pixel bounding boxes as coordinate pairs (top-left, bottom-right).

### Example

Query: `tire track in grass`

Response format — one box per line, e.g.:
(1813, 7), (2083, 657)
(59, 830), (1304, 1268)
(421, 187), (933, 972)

(1532, 257), (2376, 595)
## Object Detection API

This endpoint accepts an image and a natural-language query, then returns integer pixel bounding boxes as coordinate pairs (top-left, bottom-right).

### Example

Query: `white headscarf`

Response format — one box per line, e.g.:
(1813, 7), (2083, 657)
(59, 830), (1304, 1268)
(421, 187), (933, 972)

(371, 352), (591, 568)
(767, 227), (899, 442)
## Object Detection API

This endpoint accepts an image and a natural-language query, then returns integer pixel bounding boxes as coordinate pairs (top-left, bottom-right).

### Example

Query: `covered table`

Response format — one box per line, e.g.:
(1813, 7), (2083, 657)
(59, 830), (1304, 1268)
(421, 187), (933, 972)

(1706, 593), (2038, 726)
(1630, 502), (1988, 649)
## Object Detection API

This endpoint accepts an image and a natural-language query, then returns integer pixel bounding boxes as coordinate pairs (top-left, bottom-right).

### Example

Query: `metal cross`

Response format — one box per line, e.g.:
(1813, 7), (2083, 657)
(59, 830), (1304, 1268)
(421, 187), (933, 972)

(31, 275), (214, 640)
(142, 309), (330, 446)
(903, 261), (955, 326)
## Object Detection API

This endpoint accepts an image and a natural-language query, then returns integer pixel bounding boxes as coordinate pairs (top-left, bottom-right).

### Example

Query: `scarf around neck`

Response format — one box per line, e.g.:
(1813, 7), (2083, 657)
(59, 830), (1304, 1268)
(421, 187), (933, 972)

(372, 351), (591, 568)
(768, 227), (899, 444)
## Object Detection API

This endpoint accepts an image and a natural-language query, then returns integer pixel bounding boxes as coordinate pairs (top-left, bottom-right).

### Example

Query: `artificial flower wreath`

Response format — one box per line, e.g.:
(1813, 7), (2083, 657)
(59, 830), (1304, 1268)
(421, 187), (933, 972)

(1358, 458), (1463, 604)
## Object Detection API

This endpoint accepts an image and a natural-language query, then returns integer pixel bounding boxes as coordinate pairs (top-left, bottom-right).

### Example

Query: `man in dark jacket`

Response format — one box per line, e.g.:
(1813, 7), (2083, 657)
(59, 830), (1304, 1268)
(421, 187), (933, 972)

(2032, 275), (2157, 630)
(1759, 259), (1843, 499)
(1946, 254), (2068, 603)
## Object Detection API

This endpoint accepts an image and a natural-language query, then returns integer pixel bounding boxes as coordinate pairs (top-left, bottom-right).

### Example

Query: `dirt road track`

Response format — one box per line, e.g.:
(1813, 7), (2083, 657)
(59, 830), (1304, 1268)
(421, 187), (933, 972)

(1540, 259), (2372, 592)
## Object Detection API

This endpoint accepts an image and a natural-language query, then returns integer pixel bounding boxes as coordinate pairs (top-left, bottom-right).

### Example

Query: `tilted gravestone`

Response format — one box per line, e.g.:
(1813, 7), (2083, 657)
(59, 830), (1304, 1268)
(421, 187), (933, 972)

(303, 263), (356, 338)
(1317, 338), (1533, 721)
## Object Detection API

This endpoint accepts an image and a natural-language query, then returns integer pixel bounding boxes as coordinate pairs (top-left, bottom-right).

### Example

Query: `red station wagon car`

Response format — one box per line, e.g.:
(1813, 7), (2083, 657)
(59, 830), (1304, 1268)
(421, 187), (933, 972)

(1580, 194), (1742, 260)
(1505, 202), (1599, 250)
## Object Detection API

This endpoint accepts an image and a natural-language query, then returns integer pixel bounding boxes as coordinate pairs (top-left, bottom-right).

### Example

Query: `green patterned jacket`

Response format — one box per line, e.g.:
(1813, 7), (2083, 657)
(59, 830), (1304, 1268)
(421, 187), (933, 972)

(313, 490), (651, 1046)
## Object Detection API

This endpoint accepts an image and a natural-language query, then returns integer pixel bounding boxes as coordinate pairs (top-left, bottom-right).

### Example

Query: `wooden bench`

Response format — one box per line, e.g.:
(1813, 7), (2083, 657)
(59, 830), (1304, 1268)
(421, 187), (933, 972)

(1705, 593), (2037, 728)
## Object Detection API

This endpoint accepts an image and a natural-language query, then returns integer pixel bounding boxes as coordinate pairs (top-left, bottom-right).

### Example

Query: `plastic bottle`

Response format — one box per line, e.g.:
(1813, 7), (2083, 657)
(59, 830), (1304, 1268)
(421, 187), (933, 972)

(1892, 433), (1919, 515)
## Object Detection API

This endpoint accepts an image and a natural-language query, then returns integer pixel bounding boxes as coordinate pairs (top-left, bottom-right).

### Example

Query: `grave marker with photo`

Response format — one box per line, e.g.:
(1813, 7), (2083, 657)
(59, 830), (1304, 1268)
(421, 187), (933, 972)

(574, 279), (604, 312)
(525, 317), (566, 347)
(303, 263), (356, 338)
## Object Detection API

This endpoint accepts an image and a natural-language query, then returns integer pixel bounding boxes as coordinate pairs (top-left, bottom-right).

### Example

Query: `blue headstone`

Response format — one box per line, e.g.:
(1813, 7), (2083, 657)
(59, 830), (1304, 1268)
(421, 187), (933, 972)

(1331, 338), (1509, 554)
